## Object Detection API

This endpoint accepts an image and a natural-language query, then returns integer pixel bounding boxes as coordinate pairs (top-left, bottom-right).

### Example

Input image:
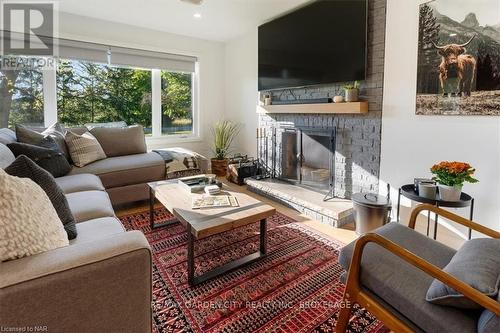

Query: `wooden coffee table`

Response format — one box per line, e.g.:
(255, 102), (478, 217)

(148, 179), (276, 286)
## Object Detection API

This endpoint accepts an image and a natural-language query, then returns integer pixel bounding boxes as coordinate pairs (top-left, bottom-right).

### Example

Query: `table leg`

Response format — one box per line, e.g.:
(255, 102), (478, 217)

(188, 219), (268, 286)
(187, 223), (195, 286)
(260, 219), (267, 254)
(468, 199), (474, 240)
(426, 211), (430, 237)
(433, 204), (439, 240)
(396, 188), (401, 223)
(149, 187), (155, 230)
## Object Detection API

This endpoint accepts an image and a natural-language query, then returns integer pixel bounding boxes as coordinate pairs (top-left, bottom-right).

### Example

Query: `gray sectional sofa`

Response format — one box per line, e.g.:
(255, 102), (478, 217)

(0, 128), (153, 332)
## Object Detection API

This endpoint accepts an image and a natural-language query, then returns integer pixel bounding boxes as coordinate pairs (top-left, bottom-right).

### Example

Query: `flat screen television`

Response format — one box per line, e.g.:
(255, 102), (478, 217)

(258, 0), (367, 91)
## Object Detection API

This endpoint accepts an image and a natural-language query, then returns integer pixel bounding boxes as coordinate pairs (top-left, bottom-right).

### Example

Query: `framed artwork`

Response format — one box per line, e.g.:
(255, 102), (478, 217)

(416, 0), (500, 115)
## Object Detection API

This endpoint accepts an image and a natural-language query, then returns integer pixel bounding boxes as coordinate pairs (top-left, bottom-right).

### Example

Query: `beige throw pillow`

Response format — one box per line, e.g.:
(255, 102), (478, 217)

(0, 168), (69, 261)
(65, 131), (107, 167)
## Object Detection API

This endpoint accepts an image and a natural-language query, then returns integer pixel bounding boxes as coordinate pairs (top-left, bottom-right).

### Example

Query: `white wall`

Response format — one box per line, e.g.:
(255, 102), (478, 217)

(380, 0), (500, 233)
(58, 12), (226, 157)
(224, 30), (259, 156)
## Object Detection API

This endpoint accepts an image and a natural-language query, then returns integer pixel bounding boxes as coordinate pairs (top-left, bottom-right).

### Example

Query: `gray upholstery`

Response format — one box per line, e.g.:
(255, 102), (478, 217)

(0, 128), (16, 145)
(0, 143), (15, 169)
(90, 125), (147, 157)
(339, 223), (478, 333)
(478, 294), (500, 333)
(66, 190), (115, 223)
(68, 152), (165, 189)
(55, 173), (105, 194)
(70, 217), (125, 246)
(427, 238), (500, 309)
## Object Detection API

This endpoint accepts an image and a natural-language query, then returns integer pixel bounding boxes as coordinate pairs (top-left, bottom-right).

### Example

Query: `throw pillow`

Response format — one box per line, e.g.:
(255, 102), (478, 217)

(65, 130), (106, 167)
(0, 168), (68, 261)
(7, 141), (71, 177)
(90, 125), (147, 157)
(426, 238), (500, 309)
(477, 294), (500, 333)
(0, 143), (15, 169)
(5, 155), (77, 240)
(15, 123), (70, 160)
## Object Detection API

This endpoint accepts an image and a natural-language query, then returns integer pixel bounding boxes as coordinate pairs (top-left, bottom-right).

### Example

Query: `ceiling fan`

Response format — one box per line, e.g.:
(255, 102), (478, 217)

(180, 0), (203, 5)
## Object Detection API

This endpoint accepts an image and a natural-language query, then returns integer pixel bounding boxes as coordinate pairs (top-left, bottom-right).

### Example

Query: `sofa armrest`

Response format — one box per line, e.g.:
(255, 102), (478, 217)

(0, 231), (152, 333)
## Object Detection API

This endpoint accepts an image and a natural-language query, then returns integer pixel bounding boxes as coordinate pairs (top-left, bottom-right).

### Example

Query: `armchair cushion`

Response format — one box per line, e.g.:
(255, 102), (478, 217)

(478, 294), (500, 333)
(426, 238), (500, 309)
(339, 223), (478, 333)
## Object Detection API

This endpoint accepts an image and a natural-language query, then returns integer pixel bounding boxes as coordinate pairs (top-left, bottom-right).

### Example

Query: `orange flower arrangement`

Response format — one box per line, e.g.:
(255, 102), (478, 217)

(430, 161), (478, 187)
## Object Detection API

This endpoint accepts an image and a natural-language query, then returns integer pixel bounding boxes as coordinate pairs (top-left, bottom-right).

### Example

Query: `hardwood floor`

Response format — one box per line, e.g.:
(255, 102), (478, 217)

(115, 180), (466, 249)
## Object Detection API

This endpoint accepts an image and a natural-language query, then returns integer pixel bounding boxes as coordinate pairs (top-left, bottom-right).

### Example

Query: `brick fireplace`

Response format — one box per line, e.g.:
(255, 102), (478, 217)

(247, 0), (386, 227)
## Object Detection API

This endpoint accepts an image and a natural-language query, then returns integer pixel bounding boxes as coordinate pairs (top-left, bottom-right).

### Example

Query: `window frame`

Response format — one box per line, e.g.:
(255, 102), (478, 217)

(39, 57), (200, 143)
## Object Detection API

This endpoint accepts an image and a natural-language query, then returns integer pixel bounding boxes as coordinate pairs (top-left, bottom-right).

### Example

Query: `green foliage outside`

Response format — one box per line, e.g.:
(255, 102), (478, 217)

(0, 58), (193, 134)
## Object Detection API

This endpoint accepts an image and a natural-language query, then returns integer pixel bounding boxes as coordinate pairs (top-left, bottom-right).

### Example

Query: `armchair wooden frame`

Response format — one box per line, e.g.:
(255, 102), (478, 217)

(335, 204), (500, 333)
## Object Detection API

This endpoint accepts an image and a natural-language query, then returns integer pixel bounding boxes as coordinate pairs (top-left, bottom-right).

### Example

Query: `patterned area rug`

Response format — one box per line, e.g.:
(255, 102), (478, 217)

(119, 208), (387, 333)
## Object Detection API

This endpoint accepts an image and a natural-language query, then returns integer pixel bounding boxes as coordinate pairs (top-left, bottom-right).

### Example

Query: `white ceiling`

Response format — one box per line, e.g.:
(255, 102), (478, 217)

(57, 0), (311, 42)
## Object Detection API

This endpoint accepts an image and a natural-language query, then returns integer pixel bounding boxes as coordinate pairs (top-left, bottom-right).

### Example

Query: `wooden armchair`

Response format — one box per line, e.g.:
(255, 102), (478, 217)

(336, 204), (500, 333)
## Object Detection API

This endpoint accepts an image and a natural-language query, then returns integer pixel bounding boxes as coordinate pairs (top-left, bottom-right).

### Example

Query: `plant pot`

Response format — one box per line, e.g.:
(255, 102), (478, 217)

(438, 184), (462, 201)
(345, 89), (359, 102)
(211, 158), (229, 177)
(419, 183), (437, 200)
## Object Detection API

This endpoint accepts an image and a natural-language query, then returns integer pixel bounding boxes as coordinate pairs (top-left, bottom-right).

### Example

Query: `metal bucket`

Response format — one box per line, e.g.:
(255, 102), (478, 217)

(352, 192), (391, 235)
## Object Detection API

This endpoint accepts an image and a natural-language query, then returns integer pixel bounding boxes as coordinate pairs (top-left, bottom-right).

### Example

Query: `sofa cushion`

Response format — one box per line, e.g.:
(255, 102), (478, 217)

(55, 174), (105, 194)
(0, 168), (68, 261)
(7, 142), (71, 177)
(426, 238), (500, 309)
(5, 156), (77, 240)
(0, 128), (17, 145)
(0, 143), (15, 169)
(90, 125), (147, 158)
(69, 217), (124, 246)
(66, 190), (115, 223)
(339, 223), (478, 333)
(68, 153), (165, 188)
(65, 131), (107, 167)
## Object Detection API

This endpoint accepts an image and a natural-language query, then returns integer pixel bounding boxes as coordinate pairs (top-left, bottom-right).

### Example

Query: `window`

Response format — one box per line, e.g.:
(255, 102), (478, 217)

(0, 57), (45, 128)
(1, 38), (198, 140)
(57, 59), (152, 134)
(161, 71), (193, 136)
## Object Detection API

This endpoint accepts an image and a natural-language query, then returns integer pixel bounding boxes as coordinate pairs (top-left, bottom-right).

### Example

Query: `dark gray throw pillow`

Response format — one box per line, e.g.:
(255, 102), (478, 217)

(426, 238), (500, 309)
(5, 155), (77, 240)
(15, 123), (70, 160)
(7, 141), (71, 177)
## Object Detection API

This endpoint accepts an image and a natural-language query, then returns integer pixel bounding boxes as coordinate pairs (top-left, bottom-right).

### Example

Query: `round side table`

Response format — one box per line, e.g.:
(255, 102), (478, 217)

(396, 184), (474, 240)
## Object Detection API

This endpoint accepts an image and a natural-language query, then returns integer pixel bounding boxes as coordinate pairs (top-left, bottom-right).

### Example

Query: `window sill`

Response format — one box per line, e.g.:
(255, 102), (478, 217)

(146, 135), (202, 145)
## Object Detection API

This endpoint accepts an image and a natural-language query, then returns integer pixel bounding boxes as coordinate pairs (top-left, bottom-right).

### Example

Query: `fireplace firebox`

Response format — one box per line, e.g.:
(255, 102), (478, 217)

(274, 127), (336, 201)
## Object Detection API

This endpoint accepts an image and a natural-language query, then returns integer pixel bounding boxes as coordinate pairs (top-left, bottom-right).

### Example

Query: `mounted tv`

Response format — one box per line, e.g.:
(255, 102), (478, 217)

(258, 0), (367, 91)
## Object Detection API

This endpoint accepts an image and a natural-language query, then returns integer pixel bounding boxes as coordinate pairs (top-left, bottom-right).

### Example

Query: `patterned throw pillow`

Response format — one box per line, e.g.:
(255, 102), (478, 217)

(0, 168), (69, 261)
(7, 140), (71, 177)
(65, 131), (106, 167)
(15, 123), (70, 160)
(5, 155), (77, 240)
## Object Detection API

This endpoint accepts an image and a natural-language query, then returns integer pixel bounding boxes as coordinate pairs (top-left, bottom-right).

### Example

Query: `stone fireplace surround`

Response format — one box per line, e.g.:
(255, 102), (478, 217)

(247, 0), (386, 228)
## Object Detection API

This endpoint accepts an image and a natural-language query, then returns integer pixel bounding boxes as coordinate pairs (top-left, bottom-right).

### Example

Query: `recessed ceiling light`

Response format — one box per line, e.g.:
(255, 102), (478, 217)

(193, 13), (202, 19)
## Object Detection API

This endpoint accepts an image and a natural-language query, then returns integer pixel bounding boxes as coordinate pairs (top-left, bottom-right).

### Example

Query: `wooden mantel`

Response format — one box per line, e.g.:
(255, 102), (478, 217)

(256, 101), (368, 115)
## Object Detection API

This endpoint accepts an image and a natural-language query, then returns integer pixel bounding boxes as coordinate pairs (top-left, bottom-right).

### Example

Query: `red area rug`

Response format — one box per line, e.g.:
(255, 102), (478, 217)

(119, 208), (387, 333)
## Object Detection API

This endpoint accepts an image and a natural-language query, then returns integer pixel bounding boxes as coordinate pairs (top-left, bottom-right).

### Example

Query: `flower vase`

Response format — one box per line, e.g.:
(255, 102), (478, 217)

(438, 184), (462, 201)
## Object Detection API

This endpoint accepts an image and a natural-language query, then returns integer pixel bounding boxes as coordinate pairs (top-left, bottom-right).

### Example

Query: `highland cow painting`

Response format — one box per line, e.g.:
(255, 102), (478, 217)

(416, 0), (500, 115)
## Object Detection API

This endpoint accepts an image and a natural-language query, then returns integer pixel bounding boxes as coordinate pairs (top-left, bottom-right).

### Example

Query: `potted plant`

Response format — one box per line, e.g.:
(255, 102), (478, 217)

(344, 81), (360, 102)
(430, 161), (478, 201)
(211, 120), (240, 177)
